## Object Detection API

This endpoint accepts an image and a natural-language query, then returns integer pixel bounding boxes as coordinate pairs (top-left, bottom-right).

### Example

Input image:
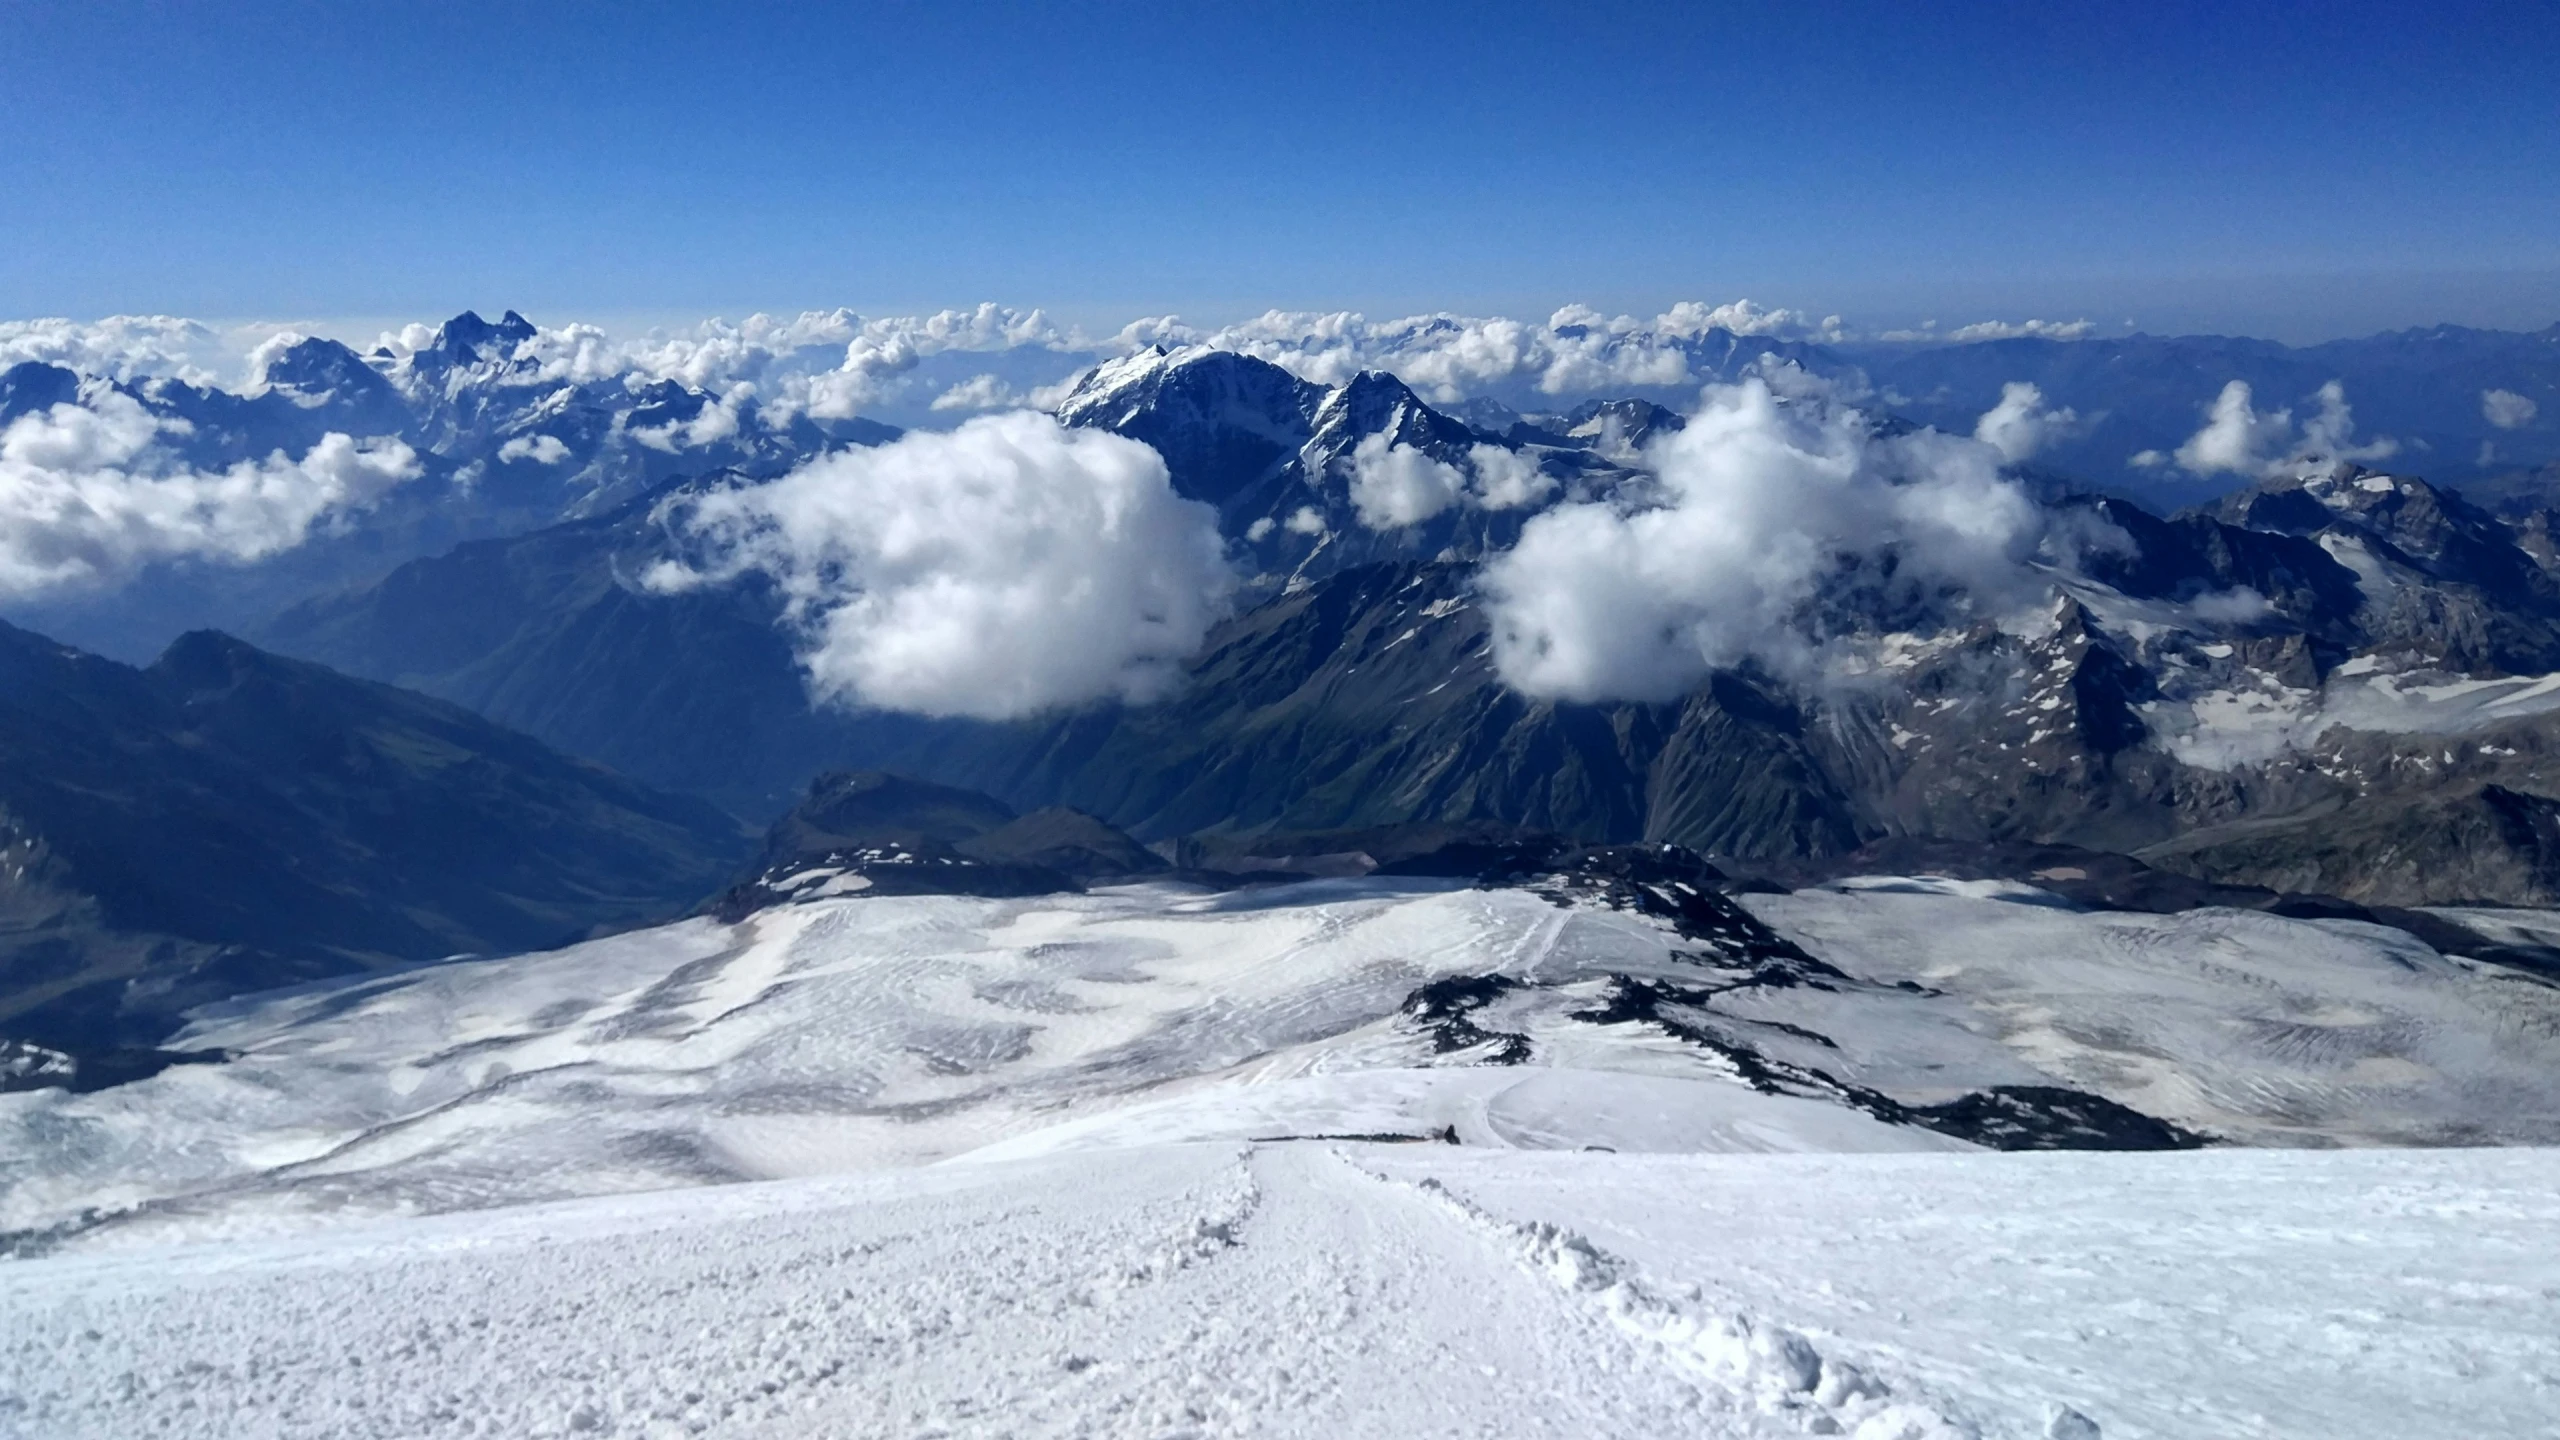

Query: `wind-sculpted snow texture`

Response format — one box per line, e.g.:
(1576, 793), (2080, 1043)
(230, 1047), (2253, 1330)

(3, 1141), (2556, 1438)
(9, 870), (2558, 1257)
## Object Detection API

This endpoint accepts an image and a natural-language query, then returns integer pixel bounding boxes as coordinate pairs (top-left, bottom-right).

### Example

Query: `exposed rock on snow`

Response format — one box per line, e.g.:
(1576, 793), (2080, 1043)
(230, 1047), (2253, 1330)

(9, 864), (2557, 1255)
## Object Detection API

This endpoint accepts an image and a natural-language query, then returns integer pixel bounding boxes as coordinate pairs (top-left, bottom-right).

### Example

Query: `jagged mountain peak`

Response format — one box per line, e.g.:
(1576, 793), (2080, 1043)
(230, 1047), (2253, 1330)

(431, 308), (539, 358)
(1057, 344), (1323, 432)
(256, 334), (371, 387)
(1557, 397), (1686, 451)
(253, 337), (407, 427)
(1308, 368), (1450, 450)
(0, 360), (83, 421)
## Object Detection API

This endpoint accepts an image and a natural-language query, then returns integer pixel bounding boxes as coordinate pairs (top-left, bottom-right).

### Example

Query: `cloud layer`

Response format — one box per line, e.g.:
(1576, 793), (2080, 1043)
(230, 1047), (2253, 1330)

(1972, 381), (2077, 463)
(2483, 388), (2540, 430)
(1344, 435), (1467, 528)
(1480, 375), (2055, 703)
(0, 316), (235, 387)
(0, 385), (420, 595)
(3, 300), (2146, 459)
(2155, 380), (2396, 477)
(1135, 302), (1844, 404)
(645, 412), (1234, 720)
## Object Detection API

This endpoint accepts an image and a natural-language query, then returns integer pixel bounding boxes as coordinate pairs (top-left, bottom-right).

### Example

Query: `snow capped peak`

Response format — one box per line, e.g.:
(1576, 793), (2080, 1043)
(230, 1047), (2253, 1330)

(1057, 344), (1327, 447)
(1307, 369), (1473, 463)
(1054, 344), (1179, 417)
(253, 335), (376, 393)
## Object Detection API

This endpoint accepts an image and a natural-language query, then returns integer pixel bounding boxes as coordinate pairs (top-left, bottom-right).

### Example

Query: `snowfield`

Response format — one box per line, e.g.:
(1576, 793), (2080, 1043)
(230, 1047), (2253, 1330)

(7, 874), (2560, 1436)
(10, 876), (2557, 1250)
(4, 1141), (2555, 1439)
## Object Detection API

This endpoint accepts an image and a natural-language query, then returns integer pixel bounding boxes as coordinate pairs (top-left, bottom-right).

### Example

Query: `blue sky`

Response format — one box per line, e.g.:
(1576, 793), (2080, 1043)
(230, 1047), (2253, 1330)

(4, 0), (2556, 339)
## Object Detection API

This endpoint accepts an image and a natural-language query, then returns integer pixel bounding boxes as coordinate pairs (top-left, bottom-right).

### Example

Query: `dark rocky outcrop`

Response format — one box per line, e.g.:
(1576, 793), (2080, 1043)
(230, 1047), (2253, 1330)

(708, 771), (1168, 919)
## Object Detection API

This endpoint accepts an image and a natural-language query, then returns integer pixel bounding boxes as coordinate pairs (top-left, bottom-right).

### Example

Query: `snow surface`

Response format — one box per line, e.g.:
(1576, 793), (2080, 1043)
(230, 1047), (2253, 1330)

(9, 877), (2560, 1436)
(2138, 655), (2560, 770)
(1739, 882), (2560, 1147)
(10, 877), (2558, 1253)
(4, 1141), (2555, 1439)
(1, 880), (1954, 1251)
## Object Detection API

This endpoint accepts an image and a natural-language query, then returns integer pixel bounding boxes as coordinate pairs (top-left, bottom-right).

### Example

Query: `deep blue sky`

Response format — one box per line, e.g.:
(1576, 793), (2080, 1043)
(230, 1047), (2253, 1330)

(4, 0), (2556, 339)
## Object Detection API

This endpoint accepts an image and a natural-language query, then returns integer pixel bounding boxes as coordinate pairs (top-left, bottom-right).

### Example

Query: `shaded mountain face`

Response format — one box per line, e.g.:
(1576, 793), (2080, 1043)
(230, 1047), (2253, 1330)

(709, 770), (1162, 917)
(753, 769), (1160, 883)
(256, 480), (933, 818)
(0, 620), (750, 1065)
(2138, 783), (2560, 909)
(0, 312), (898, 661)
(760, 770), (1018, 861)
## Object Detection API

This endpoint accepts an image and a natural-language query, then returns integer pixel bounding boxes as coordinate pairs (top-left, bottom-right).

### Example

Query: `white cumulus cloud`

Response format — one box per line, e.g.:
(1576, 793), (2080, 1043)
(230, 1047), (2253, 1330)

(0, 385), (421, 595)
(1345, 434), (1467, 529)
(1164, 301), (1840, 404)
(1480, 376), (2053, 703)
(630, 384), (753, 452)
(1973, 381), (2079, 463)
(1467, 443), (1555, 509)
(930, 374), (1021, 412)
(0, 316), (234, 386)
(1342, 432), (1565, 528)
(1943, 318), (2096, 342)
(2483, 388), (2539, 430)
(2172, 380), (2396, 478)
(1875, 318), (2097, 343)
(497, 434), (572, 465)
(643, 412), (1233, 720)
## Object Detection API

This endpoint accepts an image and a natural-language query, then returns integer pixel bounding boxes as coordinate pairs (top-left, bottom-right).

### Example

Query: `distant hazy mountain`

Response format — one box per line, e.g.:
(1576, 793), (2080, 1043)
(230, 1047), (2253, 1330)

(0, 620), (749, 1074)
(14, 310), (2559, 661)
(257, 483), (922, 817)
(1831, 323), (2560, 505)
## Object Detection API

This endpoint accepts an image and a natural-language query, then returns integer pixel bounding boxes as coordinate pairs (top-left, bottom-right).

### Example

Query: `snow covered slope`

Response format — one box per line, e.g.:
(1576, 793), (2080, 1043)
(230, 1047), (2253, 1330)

(8, 872), (2557, 1255)
(4, 1140), (2555, 1439)
(1738, 878), (2560, 1147)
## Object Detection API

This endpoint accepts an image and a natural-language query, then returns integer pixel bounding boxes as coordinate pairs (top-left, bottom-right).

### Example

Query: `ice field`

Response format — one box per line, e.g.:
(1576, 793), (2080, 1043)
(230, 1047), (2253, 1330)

(6, 874), (2560, 1436)
(5, 1141), (2556, 1438)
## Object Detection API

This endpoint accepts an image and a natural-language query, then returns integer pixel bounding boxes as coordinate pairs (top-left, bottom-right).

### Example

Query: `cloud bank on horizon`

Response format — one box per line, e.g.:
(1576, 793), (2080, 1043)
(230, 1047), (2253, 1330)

(8, 299), (2101, 418)
(0, 296), (2502, 722)
(0, 382), (420, 596)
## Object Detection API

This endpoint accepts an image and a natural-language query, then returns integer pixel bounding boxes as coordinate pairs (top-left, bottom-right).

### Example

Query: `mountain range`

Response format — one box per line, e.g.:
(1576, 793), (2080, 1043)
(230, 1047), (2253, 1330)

(8, 309), (2558, 665)
(11, 313), (2560, 1087)
(247, 344), (2560, 910)
(0, 310), (896, 660)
